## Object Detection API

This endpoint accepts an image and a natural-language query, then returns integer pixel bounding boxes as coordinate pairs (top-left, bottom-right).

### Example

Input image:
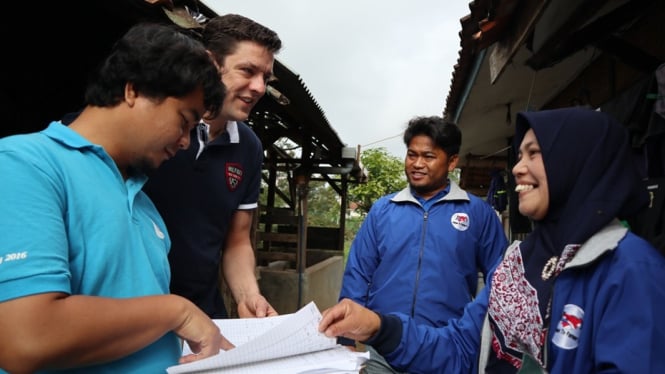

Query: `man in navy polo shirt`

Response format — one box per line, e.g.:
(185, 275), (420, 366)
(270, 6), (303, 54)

(144, 14), (282, 319)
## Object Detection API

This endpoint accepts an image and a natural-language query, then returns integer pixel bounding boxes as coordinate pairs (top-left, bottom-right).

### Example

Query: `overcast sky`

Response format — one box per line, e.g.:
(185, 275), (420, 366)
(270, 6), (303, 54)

(205, 1), (470, 158)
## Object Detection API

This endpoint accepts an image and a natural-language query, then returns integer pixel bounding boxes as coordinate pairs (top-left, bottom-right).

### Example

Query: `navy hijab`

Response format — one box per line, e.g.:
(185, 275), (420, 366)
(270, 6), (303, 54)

(486, 107), (648, 372)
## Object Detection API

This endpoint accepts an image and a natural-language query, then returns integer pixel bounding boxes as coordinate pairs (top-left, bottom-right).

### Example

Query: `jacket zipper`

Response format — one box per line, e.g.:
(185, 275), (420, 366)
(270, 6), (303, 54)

(411, 211), (428, 317)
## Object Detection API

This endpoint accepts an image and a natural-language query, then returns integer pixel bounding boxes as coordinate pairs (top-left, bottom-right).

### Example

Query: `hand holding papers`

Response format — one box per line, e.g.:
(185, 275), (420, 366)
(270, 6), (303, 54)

(167, 301), (368, 374)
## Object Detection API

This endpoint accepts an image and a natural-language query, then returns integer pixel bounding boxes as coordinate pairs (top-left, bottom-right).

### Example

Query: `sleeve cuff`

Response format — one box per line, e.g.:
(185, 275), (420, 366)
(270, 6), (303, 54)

(362, 313), (402, 354)
(337, 336), (356, 346)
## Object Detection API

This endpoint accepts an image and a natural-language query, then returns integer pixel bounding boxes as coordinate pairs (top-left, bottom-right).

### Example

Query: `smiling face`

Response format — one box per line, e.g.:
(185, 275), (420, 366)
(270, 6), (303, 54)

(512, 128), (549, 221)
(404, 134), (458, 199)
(218, 40), (274, 123)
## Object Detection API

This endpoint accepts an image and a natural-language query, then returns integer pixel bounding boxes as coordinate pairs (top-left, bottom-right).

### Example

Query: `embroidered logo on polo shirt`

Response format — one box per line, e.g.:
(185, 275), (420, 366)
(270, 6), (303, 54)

(451, 212), (470, 231)
(226, 163), (243, 191)
(552, 303), (584, 350)
(152, 220), (165, 239)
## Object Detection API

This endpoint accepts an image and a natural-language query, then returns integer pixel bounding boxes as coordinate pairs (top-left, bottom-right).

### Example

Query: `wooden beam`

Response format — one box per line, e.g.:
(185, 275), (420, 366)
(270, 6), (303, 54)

(526, 0), (656, 70)
(257, 251), (297, 263)
(596, 36), (662, 73)
(542, 53), (644, 110)
(489, 0), (547, 84)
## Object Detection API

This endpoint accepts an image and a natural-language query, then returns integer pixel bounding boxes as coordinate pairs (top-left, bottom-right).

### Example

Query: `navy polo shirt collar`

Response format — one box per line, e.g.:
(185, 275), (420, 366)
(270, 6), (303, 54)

(195, 121), (241, 159)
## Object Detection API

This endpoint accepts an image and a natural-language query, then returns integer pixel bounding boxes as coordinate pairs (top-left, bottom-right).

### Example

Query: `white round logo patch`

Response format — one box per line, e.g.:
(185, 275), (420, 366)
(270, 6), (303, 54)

(552, 303), (585, 350)
(451, 213), (470, 231)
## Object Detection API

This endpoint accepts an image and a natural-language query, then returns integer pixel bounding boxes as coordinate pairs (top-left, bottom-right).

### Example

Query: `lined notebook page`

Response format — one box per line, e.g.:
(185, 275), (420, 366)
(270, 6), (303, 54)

(168, 301), (342, 374)
(182, 314), (292, 354)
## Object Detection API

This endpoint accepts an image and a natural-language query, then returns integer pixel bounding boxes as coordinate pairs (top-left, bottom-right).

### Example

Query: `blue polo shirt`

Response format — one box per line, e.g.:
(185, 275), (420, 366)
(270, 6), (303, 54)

(0, 122), (180, 373)
(143, 121), (263, 318)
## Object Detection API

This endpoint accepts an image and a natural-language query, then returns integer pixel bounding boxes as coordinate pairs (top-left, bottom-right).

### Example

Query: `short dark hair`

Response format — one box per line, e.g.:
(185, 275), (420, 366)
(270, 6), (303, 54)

(85, 22), (224, 118)
(202, 14), (282, 66)
(403, 116), (461, 156)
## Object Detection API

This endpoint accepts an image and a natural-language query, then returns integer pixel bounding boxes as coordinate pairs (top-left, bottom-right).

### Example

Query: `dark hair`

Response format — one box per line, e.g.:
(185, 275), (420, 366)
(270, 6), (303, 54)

(84, 22), (224, 118)
(403, 116), (461, 156)
(202, 14), (282, 66)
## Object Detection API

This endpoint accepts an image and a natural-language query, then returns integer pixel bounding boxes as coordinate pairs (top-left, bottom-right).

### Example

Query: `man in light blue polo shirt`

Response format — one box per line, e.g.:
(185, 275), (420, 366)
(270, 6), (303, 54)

(0, 23), (230, 373)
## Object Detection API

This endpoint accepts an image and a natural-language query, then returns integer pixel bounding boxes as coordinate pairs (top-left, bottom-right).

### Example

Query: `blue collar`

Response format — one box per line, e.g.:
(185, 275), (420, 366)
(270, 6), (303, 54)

(412, 184), (450, 211)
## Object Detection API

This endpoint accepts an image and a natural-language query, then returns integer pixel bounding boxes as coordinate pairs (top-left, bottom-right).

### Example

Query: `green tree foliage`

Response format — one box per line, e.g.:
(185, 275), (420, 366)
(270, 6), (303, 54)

(306, 180), (341, 227)
(348, 147), (407, 214)
(343, 216), (364, 261)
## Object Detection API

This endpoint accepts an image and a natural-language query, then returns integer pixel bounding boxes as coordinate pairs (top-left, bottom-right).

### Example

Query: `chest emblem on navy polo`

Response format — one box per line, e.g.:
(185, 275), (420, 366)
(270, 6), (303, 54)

(226, 162), (243, 191)
(451, 212), (470, 231)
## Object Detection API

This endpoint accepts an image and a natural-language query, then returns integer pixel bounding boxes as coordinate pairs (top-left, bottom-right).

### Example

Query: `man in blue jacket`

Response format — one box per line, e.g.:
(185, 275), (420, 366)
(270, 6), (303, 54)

(339, 115), (507, 373)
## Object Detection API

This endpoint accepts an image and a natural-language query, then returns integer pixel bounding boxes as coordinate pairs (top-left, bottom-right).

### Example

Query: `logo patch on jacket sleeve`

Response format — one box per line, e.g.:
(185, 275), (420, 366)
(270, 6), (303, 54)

(552, 303), (584, 350)
(225, 162), (243, 191)
(451, 212), (470, 231)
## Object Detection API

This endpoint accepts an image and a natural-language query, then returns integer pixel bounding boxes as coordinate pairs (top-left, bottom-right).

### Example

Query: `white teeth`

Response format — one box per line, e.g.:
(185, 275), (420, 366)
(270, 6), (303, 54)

(515, 184), (534, 192)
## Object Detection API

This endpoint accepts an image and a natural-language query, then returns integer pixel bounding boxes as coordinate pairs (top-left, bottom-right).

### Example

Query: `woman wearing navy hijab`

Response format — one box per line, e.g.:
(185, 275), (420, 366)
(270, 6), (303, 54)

(318, 107), (665, 374)
(484, 107), (663, 373)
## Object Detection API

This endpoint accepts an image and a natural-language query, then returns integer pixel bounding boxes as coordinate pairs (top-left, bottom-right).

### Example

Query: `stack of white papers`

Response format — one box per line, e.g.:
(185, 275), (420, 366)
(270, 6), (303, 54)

(167, 301), (368, 374)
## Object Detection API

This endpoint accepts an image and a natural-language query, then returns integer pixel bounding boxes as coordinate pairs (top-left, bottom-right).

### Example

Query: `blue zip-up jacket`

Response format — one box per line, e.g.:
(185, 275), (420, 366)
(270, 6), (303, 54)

(340, 181), (507, 331)
(369, 220), (665, 373)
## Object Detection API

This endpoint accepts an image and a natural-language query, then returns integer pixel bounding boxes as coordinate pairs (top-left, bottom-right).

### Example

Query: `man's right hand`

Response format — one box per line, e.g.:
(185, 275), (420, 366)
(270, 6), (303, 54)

(318, 298), (381, 342)
(175, 298), (235, 364)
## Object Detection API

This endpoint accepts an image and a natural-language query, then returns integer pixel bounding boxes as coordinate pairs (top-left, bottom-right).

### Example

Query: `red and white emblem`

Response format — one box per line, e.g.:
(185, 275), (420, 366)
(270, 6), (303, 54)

(226, 163), (243, 191)
(552, 303), (584, 350)
(451, 212), (470, 231)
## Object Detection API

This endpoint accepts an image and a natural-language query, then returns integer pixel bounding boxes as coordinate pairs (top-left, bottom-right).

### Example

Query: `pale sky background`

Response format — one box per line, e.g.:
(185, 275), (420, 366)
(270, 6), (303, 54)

(205, 1), (471, 158)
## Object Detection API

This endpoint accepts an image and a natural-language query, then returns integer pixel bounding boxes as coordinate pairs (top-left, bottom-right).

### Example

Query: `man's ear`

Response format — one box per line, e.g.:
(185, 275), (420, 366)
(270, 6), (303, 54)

(448, 154), (460, 172)
(207, 50), (222, 71)
(124, 82), (137, 107)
